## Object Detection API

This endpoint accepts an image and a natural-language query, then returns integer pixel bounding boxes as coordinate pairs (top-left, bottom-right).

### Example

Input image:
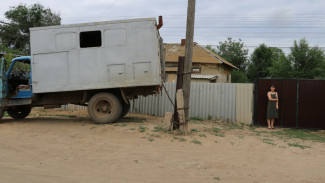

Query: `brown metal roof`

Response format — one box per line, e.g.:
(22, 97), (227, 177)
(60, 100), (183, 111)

(164, 43), (238, 69)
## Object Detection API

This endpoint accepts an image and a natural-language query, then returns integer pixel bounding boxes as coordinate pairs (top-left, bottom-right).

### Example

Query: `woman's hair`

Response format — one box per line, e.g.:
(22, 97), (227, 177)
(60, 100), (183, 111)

(270, 84), (276, 88)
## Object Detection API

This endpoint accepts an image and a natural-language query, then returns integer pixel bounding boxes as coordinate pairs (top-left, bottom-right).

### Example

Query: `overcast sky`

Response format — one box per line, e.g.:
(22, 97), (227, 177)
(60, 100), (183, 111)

(1, 0), (325, 52)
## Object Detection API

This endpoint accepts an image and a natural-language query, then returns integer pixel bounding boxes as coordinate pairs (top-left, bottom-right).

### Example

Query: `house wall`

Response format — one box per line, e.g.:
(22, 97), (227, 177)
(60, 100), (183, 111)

(166, 73), (177, 82)
(191, 79), (210, 83)
(165, 62), (232, 83)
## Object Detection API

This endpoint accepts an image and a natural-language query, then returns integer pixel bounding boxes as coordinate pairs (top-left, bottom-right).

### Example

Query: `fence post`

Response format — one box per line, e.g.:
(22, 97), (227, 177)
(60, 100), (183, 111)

(295, 79), (300, 128)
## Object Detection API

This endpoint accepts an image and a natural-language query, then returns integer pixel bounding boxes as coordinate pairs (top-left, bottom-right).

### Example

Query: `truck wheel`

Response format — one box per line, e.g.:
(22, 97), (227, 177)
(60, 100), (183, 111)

(88, 92), (122, 124)
(120, 101), (130, 118)
(7, 106), (31, 119)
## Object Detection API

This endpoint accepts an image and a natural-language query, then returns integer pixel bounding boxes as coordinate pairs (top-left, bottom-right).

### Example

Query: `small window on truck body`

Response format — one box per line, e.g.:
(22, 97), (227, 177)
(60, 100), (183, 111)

(80, 31), (102, 48)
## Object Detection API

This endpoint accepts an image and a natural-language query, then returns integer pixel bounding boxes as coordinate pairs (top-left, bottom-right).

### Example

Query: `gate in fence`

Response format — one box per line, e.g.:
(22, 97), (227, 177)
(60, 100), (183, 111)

(254, 79), (325, 128)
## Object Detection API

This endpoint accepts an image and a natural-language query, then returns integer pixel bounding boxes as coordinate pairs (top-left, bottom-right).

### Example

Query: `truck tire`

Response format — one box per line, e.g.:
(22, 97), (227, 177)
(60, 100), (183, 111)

(88, 92), (122, 124)
(120, 101), (130, 118)
(7, 106), (31, 119)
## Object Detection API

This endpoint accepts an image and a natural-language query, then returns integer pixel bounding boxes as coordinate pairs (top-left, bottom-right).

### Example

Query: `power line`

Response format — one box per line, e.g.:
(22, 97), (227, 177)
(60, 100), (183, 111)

(166, 20), (325, 23)
(99, 0), (119, 17)
(206, 45), (325, 48)
(164, 26), (325, 28)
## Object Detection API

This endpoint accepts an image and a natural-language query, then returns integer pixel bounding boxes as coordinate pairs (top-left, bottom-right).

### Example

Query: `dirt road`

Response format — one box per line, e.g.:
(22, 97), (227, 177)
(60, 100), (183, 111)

(0, 110), (324, 183)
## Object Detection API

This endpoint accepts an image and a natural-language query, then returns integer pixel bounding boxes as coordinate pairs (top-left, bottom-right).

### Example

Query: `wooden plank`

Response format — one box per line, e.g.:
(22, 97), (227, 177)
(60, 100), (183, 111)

(163, 112), (173, 131)
(176, 89), (188, 134)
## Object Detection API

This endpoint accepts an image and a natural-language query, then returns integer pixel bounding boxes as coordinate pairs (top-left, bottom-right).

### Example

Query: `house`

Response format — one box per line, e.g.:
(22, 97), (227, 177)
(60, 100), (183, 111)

(164, 40), (238, 83)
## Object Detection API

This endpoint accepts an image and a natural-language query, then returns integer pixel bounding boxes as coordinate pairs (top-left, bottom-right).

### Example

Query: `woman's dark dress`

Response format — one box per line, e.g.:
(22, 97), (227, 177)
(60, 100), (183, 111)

(267, 93), (278, 119)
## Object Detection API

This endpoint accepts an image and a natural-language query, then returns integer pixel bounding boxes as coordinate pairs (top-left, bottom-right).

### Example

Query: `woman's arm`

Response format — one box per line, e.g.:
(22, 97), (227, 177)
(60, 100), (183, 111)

(267, 92), (278, 101)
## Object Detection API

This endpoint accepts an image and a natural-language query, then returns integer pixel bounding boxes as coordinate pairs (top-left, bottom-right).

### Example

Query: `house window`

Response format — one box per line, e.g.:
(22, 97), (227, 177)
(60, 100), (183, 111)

(227, 74), (229, 82)
(192, 66), (201, 74)
(80, 31), (102, 48)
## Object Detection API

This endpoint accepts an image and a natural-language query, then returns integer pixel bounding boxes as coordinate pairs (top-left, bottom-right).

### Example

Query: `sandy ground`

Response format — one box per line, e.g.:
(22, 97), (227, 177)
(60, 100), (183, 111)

(0, 110), (324, 183)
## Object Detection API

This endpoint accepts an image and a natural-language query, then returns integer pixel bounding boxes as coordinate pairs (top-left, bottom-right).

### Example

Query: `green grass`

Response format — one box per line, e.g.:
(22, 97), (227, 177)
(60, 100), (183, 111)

(148, 137), (154, 141)
(254, 130), (269, 136)
(152, 125), (168, 133)
(190, 116), (204, 121)
(262, 138), (276, 146)
(271, 129), (325, 142)
(190, 128), (200, 132)
(213, 176), (221, 181)
(212, 127), (225, 137)
(149, 133), (161, 138)
(249, 124), (256, 131)
(227, 122), (245, 130)
(199, 134), (207, 138)
(129, 128), (136, 130)
(173, 136), (186, 142)
(288, 142), (311, 149)
(191, 139), (202, 145)
(138, 125), (147, 133)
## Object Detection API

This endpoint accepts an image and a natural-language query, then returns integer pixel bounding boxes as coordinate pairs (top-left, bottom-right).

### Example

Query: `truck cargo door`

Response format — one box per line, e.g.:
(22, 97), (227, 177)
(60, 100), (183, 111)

(0, 57), (7, 99)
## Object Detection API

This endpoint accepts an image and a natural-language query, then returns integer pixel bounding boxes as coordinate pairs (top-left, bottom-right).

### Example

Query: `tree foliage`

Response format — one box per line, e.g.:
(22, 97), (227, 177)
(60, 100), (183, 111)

(206, 44), (248, 83)
(208, 38), (325, 81)
(0, 3), (61, 53)
(214, 37), (249, 72)
(288, 38), (325, 79)
(231, 70), (249, 83)
(268, 47), (293, 78)
(247, 44), (273, 81)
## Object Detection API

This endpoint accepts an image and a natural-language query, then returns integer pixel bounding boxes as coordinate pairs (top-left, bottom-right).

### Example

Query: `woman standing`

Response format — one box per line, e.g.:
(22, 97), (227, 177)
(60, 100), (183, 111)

(267, 84), (279, 129)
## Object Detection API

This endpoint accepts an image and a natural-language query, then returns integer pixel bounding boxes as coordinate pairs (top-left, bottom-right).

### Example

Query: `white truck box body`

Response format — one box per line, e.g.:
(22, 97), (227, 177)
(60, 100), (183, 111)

(30, 18), (161, 93)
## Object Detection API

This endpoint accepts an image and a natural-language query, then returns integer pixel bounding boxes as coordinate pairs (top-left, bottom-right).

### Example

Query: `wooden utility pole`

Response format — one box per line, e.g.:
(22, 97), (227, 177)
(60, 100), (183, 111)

(182, 0), (196, 132)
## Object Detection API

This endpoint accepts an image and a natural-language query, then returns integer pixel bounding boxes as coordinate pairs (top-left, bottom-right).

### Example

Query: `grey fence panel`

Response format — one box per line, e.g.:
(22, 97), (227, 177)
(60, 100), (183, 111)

(129, 82), (251, 123)
(236, 84), (254, 124)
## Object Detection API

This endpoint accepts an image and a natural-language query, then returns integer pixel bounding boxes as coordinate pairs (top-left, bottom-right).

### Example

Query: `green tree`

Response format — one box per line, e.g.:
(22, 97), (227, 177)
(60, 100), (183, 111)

(247, 44), (273, 81)
(231, 70), (249, 83)
(213, 37), (249, 72)
(0, 44), (25, 70)
(288, 38), (325, 79)
(269, 47), (293, 78)
(314, 61), (325, 79)
(0, 3), (61, 53)
(206, 44), (248, 83)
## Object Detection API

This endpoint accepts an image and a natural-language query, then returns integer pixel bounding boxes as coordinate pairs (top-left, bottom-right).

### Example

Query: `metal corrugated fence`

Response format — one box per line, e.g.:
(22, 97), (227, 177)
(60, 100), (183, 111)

(130, 82), (254, 124)
(58, 82), (254, 124)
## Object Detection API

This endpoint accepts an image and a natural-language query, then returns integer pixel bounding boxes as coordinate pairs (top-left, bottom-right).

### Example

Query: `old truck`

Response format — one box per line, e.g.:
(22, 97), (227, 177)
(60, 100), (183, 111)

(0, 17), (165, 124)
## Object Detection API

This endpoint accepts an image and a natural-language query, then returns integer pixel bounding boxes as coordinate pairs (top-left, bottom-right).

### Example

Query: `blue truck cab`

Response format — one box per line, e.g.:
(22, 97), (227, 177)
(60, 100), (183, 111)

(0, 56), (32, 119)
